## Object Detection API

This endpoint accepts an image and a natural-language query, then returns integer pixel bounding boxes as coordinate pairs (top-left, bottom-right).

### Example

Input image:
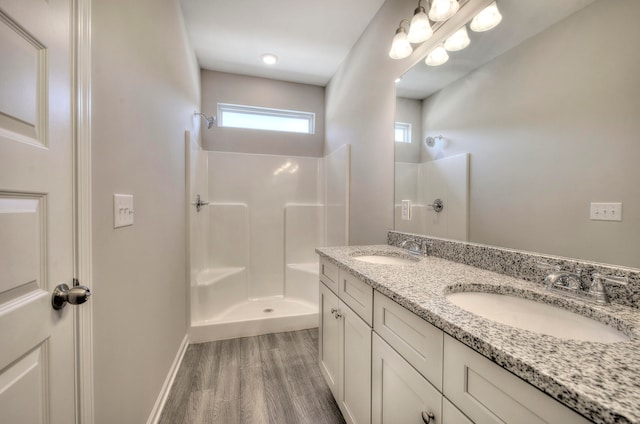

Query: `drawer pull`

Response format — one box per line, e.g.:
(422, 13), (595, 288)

(421, 411), (435, 423)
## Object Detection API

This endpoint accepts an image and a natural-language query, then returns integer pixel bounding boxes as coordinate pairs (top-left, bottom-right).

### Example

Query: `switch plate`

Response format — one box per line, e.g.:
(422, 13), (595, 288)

(114, 194), (134, 228)
(401, 200), (411, 221)
(590, 202), (622, 221)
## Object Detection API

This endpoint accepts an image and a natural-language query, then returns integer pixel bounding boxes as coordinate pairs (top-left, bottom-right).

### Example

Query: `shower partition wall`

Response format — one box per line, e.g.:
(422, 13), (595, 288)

(189, 148), (349, 342)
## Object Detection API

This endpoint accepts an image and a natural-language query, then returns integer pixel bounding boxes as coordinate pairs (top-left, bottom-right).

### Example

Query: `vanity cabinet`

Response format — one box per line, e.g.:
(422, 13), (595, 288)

(319, 259), (372, 424)
(319, 255), (592, 424)
(443, 335), (591, 424)
(372, 333), (442, 424)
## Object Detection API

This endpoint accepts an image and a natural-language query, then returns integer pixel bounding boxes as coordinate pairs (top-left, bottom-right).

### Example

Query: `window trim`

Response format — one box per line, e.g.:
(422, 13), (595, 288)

(394, 122), (412, 143)
(217, 103), (316, 134)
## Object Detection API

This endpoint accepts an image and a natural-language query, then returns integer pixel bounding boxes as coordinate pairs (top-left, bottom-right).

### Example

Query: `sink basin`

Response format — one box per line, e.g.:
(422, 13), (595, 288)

(352, 254), (418, 265)
(446, 291), (630, 343)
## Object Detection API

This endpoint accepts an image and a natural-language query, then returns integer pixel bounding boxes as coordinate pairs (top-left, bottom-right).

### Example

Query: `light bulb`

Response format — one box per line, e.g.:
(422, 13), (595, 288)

(470, 2), (502, 32)
(389, 27), (413, 60)
(444, 26), (470, 51)
(425, 45), (449, 66)
(407, 6), (433, 44)
(429, 0), (459, 22)
(261, 54), (278, 65)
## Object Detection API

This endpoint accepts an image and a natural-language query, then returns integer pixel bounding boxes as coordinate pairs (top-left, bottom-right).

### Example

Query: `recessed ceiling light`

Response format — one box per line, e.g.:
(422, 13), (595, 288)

(261, 54), (278, 65)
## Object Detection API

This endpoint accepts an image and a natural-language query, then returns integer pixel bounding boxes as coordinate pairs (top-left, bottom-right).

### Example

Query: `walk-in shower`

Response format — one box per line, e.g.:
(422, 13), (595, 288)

(187, 140), (349, 342)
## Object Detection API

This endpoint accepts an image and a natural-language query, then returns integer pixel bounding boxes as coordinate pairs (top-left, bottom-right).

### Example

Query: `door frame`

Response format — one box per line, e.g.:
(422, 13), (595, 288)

(73, 0), (94, 422)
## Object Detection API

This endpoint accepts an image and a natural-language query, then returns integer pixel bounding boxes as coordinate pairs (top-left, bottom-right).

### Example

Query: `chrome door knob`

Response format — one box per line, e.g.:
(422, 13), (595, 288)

(52, 283), (92, 310)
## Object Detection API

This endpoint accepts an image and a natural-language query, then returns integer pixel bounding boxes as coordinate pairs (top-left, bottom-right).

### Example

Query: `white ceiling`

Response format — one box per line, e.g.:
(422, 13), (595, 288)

(180, 0), (386, 87)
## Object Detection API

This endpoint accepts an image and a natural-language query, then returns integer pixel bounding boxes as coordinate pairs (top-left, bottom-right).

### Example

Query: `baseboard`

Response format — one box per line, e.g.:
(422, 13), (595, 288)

(146, 333), (189, 424)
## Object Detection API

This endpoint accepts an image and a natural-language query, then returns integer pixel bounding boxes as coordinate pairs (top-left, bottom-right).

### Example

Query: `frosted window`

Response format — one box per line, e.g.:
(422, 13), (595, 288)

(218, 103), (315, 134)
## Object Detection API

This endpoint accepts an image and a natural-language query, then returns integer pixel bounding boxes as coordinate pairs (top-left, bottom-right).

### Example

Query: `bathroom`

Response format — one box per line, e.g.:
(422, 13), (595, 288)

(0, 0), (638, 423)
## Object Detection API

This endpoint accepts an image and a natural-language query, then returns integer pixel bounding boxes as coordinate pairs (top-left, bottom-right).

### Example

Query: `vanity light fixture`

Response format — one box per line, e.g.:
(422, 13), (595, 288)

(444, 26), (470, 51)
(425, 44), (449, 66)
(407, 0), (433, 44)
(429, 0), (460, 22)
(388, 20), (413, 60)
(470, 1), (502, 32)
(261, 53), (278, 65)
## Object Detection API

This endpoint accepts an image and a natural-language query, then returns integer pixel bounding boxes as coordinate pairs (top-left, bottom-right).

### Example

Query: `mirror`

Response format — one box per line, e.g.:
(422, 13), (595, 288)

(394, 0), (640, 269)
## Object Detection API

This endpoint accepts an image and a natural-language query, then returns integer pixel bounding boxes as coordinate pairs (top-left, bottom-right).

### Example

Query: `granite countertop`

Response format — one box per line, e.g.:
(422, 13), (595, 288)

(316, 244), (640, 424)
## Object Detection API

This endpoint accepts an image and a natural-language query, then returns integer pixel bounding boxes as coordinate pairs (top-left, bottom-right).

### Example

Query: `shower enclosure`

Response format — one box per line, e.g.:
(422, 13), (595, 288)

(187, 135), (349, 342)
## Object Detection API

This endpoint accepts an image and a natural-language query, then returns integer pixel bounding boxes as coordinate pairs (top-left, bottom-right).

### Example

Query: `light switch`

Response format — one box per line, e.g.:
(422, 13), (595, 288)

(590, 202), (622, 222)
(114, 194), (134, 228)
(401, 200), (411, 221)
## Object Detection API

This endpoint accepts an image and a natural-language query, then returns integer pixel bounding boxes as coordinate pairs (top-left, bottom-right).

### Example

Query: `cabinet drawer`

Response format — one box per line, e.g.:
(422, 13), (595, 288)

(320, 257), (339, 293)
(338, 269), (373, 326)
(372, 333), (442, 424)
(443, 335), (591, 424)
(373, 291), (443, 390)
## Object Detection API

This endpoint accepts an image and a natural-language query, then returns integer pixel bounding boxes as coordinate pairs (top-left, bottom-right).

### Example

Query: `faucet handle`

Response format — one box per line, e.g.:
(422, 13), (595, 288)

(592, 273), (628, 286)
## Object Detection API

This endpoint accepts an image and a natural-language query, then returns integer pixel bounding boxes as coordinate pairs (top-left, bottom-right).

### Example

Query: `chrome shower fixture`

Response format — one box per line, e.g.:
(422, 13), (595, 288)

(194, 112), (216, 129)
(425, 135), (443, 147)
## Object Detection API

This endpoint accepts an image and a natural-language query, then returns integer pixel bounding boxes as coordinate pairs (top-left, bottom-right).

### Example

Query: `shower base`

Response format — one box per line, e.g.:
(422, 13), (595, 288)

(189, 297), (318, 343)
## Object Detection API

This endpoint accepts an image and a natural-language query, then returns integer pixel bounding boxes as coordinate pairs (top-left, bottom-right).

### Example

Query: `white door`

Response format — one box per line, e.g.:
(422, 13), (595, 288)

(0, 0), (78, 423)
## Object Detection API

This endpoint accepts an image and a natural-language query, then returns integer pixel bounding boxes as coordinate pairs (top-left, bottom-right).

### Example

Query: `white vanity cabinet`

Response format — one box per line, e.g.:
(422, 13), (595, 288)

(372, 291), (452, 424)
(443, 335), (591, 424)
(319, 258), (372, 424)
(318, 255), (593, 424)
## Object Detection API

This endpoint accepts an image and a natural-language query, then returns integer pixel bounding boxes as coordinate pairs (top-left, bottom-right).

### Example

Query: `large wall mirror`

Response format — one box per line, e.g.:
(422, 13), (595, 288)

(394, 0), (640, 269)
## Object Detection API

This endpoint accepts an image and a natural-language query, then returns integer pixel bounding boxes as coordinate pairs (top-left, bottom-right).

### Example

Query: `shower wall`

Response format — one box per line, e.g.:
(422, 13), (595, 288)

(207, 151), (324, 300)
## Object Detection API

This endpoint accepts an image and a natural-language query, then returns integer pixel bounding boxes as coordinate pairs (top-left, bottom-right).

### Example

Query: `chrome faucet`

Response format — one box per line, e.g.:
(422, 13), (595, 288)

(400, 238), (432, 256)
(538, 261), (628, 305)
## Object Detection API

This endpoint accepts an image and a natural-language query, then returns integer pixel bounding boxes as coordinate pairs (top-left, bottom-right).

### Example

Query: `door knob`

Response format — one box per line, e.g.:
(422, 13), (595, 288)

(52, 283), (92, 310)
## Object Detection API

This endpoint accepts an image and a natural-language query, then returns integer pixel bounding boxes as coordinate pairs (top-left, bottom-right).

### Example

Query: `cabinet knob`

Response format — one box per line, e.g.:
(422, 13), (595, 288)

(334, 310), (342, 319)
(421, 411), (435, 423)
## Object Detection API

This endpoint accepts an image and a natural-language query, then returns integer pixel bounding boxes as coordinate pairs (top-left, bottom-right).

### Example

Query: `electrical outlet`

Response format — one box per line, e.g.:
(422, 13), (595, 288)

(401, 200), (411, 221)
(590, 202), (622, 222)
(114, 194), (134, 228)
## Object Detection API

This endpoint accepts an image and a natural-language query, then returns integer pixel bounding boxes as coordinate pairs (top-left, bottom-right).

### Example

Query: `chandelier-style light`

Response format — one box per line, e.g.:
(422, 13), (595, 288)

(444, 26), (470, 51)
(429, 0), (460, 22)
(425, 44), (449, 66)
(390, 0), (503, 64)
(388, 20), (413, 60)
(407, 0), (433, 44)
(470, 1), (503, 32)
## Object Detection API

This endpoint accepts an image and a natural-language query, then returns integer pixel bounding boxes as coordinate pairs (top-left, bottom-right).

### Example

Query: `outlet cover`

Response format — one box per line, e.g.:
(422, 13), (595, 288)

(401, 200), (411, 221)
(114, 194), (134, 228)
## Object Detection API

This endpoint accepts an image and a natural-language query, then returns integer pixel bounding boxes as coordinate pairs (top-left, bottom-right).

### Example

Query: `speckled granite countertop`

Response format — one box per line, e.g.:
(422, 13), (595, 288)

(316, 245), (640, 424)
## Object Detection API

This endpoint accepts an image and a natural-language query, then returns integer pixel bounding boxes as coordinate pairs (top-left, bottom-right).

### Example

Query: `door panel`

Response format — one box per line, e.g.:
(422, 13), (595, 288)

(0, 0), (76, 423)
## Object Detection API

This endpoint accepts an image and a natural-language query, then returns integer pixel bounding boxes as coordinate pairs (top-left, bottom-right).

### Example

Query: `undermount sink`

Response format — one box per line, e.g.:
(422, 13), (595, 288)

(352, 254), (418, 265)
(446, 291), (630, 344)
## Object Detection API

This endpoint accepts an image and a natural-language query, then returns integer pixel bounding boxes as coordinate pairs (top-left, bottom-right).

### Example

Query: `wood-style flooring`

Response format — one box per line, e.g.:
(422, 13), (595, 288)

(159, 328), (346, 424)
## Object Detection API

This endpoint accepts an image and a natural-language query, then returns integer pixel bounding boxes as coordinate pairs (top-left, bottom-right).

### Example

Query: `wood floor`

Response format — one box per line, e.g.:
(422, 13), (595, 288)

(159, 328), (346, 424)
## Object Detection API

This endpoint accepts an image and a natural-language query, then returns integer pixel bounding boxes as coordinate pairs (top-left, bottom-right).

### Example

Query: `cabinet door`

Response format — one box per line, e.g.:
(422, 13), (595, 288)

(319, 282), (340, 399)
(372, 334), (442, 424)
(340, 300), (372, 424)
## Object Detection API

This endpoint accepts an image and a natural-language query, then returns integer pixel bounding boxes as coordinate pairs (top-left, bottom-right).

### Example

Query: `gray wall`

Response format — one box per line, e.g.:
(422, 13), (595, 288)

(395, 97), (423, 163)
(201, 70), (325, 157)
(421, 0), (640, 267)
(325, 0), (419, 245)
(91, 0), (200, 422)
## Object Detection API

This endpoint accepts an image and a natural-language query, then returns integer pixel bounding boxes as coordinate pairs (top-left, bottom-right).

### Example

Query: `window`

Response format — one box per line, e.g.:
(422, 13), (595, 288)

(394, 122), (412, 143)
(218, 103), (315, 134)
